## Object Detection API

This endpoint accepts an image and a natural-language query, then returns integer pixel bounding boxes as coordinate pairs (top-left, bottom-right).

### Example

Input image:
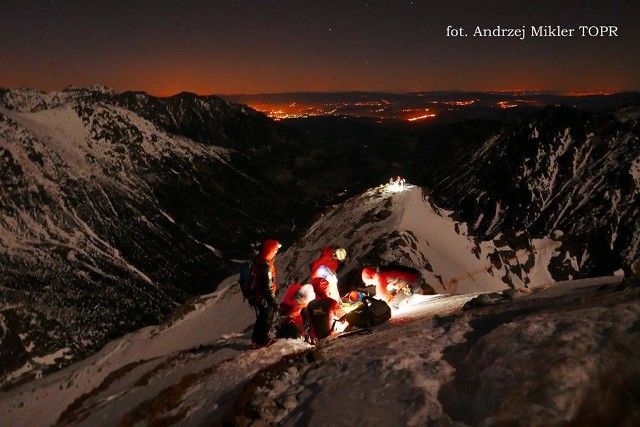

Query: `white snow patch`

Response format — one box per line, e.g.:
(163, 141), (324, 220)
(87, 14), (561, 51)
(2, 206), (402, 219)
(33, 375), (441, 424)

(474, 133), (501, 160)
(473, 212), (485, 230)
(486, 201), (503, 236)
(17, 334), (36, 352)
(32, 347), (72, 365)
(203, 244), (222, 256)
(0, 315), (7, 346)
(557, 128), (573, 156)
(159, 210), (176, 224)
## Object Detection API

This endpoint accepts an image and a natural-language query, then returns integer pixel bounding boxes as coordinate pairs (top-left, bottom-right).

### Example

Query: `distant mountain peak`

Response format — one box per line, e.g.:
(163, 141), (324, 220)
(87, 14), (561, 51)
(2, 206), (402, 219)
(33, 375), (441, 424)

(62, 83), (117, 95)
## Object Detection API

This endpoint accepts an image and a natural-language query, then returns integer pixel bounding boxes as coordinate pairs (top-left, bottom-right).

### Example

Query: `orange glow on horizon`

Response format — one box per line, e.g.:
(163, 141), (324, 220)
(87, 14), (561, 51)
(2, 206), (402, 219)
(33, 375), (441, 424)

(116, 87), (639, 122)
(57, 81), (632, 100)
(559, 91), (616, 96)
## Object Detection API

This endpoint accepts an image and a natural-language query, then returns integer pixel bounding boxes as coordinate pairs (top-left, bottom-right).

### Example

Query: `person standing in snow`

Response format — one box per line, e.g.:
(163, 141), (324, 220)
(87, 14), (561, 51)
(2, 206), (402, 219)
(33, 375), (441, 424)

(251, 239), (281, 348)
(304, 277), (346, 342)
(276, 283), (315, 339)
(361, 264), (434, 309)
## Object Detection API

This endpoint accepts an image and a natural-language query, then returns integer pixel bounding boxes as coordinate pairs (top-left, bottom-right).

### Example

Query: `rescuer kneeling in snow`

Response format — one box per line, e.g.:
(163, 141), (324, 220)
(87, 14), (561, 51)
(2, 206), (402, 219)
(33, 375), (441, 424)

(310, 245), (347, 302)
(276, 283), (315, 339)
(304, 277), (346, 343)
(361, 265), (434, 309)
(312, 265), (343, 306)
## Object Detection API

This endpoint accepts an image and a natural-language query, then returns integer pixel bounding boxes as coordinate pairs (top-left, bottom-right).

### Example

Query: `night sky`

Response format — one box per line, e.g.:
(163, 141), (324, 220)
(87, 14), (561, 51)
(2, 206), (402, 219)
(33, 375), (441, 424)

(1, 0), (638, 95)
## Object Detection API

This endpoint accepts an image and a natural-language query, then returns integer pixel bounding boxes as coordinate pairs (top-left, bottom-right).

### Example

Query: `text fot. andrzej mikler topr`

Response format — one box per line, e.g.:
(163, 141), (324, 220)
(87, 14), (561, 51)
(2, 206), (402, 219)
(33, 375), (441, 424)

(446, 25), (619, 40)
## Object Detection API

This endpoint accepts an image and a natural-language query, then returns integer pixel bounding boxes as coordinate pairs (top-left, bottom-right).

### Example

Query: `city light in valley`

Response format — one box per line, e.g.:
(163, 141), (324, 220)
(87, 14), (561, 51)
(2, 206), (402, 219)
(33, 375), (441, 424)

(222, 91), (611, 123)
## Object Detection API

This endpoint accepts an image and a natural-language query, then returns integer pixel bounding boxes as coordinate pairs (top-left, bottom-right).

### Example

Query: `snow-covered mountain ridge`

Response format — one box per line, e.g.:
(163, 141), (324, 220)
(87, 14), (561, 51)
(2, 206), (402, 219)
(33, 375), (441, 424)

(278, 184), (575, 295)
(0, 86), (311, 386)
(433, 106), (640, 277)
(0, 85), (278, 151)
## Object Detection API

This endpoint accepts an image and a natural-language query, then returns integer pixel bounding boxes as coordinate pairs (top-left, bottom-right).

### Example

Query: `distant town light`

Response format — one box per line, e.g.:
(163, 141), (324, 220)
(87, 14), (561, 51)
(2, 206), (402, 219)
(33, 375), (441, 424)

(442, 100), (476, 106)
(407, 113), (436, 122)
(497, 101), (518, 109)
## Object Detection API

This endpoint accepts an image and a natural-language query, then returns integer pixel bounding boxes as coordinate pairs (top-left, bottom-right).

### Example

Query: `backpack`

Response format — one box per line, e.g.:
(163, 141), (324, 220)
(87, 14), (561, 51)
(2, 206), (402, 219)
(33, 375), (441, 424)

(239, 262), (257, 306)
(343, 296), (391, 328)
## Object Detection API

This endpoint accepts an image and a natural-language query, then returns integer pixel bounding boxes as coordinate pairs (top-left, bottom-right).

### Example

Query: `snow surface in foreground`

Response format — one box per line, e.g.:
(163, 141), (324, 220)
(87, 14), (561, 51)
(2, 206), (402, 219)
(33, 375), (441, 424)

(1, 275), (638, 426)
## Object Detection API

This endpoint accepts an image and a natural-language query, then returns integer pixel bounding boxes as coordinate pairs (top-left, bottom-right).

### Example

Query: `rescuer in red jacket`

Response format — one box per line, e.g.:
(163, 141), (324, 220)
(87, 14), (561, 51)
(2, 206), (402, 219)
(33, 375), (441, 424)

(310, 245), (347, 279)
(305, 277), (345, 342)
(361, 265), (433, 308)
(310, 246), (347, 303)
(251, 239), (281, 347)
(276, 283), (315, 339)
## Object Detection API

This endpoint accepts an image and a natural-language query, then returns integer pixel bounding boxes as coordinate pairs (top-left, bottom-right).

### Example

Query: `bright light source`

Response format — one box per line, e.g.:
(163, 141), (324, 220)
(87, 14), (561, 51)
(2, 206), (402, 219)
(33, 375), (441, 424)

(407, 113), (436, 122)
(497, 101), (517, 109)
(333, 320), (348, 333)
(387, 176), (406, 192)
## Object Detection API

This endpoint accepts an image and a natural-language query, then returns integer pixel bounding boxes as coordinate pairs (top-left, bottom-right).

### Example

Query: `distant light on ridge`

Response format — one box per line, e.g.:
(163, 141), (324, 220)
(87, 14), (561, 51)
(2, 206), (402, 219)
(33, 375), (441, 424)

(387, 176), (406, 192)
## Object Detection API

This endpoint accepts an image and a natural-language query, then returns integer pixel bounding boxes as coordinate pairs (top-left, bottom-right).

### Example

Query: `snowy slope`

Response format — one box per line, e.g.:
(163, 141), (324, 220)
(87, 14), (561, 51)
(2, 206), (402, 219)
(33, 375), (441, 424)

(0, 270), (636, 426)
(0, 274), (258, 426)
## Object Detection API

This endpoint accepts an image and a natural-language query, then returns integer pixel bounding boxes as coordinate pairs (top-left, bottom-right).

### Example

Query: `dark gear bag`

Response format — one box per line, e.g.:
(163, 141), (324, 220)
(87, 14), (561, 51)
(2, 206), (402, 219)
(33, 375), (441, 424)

(343, 296), (391, 328)
(239, 263), (257, 306)
(276, 317), (303, 339)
